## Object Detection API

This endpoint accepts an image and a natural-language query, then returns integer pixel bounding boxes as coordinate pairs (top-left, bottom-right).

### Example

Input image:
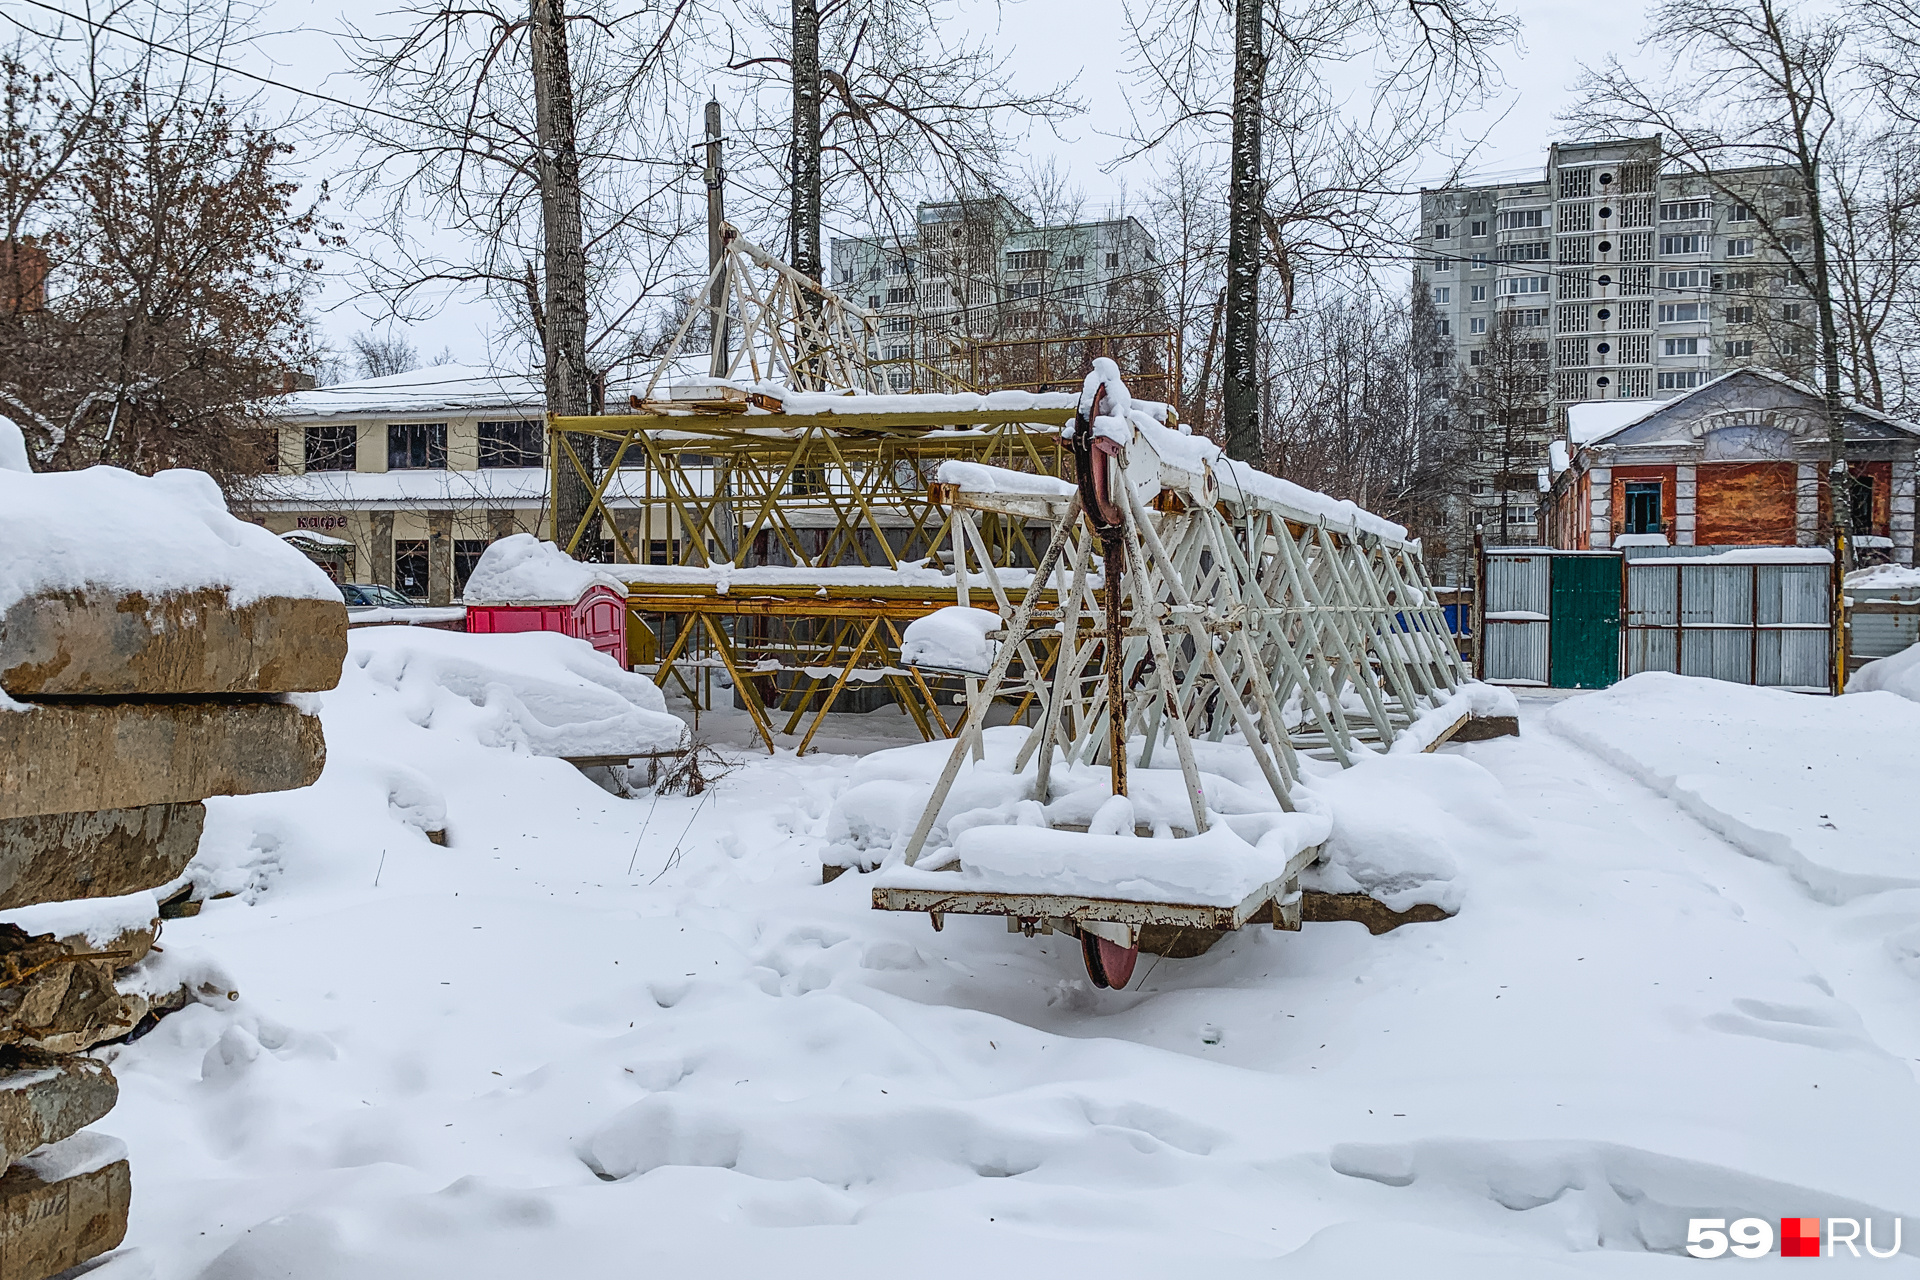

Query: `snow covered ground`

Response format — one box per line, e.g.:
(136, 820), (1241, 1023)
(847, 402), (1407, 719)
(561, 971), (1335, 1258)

(79, 664), (1920, 1278)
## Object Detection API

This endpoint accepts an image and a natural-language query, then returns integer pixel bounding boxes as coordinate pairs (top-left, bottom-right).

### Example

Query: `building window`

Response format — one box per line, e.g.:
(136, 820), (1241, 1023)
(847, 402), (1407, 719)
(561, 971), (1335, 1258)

(478, 419), (542, 468)
(1065, 284), (1086, 299)
(1502, 242), (1550, 262)
(1624, 481), (1663, 534)
(886, 286), (915, 305)
(387, 423), (447, 470)
(1433, 256), (1455, 272)
(1470, 253), (1489, 269)
(1009, 280), (1040, 299)
(1437, 318), (1452, 336)
(1659, 233), (1706, 255)
(304, 424), (356, 471)
(1004, 249), (1048, 271)
(1727, 339), (1755, 357)
(1658, 269), (1710, 290)
(1064, 254), (1085, 270)
(1783, 234), (1804, 251)
(1662, 337), (1700, 356)
(1657, 370), (1702, 390)
(1781, 200), (1802, 218)
(1468, 316), (1485, 334)
(1497, 275), (1549, 296)
(887, 372), (911, 390)
(1727, 306), (1754, 324)
(454, 540), (489, 595)
(1470, 285), (1486, 301)
(1658, 201), (1712, 221)
(1782, 303), (1802, 321)
(1433, 222), (1452, 239)
(1723, 271), (1755, 290)
(1507, 505), (1537, 524)
(1434, 287), (1451, 303)
(1470, 220), (1488, 236)
(1514, 307), (1549, 327)
(1469, 349), (1483, 366)
(1728, 202), (1754, 222)
(883, 317), (911, 334)
(1726, 237), (1755, 257)
(1498, 209), (1547, 230)
(1105, 253), (1120, 268)
(394, 540), (430, 600)
(883, 344), (910, 360)
(1657, 302), (1707, 323)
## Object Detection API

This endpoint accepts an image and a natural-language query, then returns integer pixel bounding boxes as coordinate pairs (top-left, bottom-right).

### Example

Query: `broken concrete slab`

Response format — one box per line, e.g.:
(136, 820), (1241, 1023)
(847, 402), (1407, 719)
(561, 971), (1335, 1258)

(0, 700), (323, 821)
(0, 1131), (129, 1280)
(0, 1054), (116, 1167)
(0, 807), (202, 911)
(0, 927), (147, 1056)
(1, 587), (346, 697)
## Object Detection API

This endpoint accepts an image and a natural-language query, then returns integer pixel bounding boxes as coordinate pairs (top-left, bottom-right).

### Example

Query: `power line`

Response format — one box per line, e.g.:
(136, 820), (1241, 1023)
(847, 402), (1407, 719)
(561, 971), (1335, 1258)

(12, 0), (693, 167)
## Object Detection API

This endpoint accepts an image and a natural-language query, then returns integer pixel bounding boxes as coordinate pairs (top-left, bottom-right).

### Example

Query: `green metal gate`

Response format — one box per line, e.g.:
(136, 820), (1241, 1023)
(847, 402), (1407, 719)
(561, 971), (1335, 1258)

(1548, 555), (1622, 689)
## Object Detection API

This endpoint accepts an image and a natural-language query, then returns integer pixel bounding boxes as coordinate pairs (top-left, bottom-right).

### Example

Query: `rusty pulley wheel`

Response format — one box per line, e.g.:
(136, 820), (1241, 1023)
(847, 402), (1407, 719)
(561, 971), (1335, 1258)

(1080, 932), (1141, 990)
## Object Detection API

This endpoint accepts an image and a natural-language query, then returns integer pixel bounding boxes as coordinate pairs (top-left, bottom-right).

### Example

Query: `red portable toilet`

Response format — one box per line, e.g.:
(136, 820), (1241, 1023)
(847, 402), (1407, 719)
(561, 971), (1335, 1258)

(463, 535), (630, 668)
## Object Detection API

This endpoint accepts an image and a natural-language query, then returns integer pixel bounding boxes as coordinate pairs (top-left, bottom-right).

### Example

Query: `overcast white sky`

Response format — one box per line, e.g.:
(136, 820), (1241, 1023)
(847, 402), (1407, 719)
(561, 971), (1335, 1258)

(222, 0), (1661, 368)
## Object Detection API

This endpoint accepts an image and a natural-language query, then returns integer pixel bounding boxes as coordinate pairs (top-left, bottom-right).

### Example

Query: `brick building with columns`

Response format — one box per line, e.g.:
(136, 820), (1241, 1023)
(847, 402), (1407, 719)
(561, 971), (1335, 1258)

(1542, 369), (1918, 564)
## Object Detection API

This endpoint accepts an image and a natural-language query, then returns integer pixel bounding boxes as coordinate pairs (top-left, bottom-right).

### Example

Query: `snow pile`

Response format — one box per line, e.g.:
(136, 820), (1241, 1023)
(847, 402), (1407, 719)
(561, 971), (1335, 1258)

(773, 388), (1079, 416)
(0, 889), (160, 948)
(462, 533), (629, 604)
(934, 459), (1076, 496)
(1847, 563), (1920, 591)
(0, 465), (337, 613)
(1301, 753), (1527, 914)
(1848, 641), (1920, 703)
(899, 606), (1001, 675)
(346, 626), (685, 759)
(1548, 672), (1920, 901)
(1389, 682), (1519, 755)
(0, 415), (29, 472)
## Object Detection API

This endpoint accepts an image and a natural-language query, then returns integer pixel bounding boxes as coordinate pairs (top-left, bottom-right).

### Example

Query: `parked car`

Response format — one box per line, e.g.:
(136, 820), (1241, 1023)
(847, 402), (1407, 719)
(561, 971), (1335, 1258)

(339, 583), (422, 610)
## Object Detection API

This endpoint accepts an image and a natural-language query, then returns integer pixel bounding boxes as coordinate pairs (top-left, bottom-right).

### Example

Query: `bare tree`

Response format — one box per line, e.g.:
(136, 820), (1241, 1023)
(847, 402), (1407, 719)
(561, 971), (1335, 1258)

(344, 0), (701, 555)
(1455, 311), (1550, 547)
(721, 0), (1079, 267)
(1120, 0), (1513, 460)
(0, 8), (334, 494)
(348, 330), (420, 379)
(1573, 0), (1858, 543)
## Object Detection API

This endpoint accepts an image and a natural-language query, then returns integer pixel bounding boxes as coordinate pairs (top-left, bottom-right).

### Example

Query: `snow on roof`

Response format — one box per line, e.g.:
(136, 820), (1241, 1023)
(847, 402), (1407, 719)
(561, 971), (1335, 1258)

(273, 363), (545, 419)
(1548, 439), (1571, 476)
(280, 529), (351, 548)
(462, 534), (628, 604)
(1568, 399), (1661, 445)
(1568, 367), (1920, 450)
(244, 466), (667, 510)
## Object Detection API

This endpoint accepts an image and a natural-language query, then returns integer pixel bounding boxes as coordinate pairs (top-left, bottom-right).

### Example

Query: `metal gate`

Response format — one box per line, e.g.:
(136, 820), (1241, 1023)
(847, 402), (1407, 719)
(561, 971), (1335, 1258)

(1480, 550), (1622, 688)
(1624, 554), (1833, 691)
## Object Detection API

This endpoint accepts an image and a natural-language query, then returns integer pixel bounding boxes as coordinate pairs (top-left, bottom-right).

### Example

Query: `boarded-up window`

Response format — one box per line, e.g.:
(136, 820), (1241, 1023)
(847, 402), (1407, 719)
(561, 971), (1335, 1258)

(1696, 463), (1796, 546)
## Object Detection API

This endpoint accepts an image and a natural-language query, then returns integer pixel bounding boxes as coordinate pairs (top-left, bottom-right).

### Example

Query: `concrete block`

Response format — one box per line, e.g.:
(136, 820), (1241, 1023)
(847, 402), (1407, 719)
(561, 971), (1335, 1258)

(0, 1132), (129, 1280)
(0, 1055), (116, 1166)
(1, 588), (345, 697)
(0, 806), (201, 910)
(0, 702), (323, 822)
(0, 929), (147, 1054)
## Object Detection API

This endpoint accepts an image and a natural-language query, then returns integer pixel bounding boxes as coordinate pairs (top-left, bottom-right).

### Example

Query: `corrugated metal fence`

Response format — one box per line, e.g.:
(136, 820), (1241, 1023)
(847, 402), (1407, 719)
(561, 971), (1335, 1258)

(1624, 559), (1831, 691)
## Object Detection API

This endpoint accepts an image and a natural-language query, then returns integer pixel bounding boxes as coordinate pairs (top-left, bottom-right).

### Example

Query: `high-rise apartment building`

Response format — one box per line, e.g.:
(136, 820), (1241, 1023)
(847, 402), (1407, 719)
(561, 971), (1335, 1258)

(1417, 136), (1811, 555)
(831, 198), (1163, 392)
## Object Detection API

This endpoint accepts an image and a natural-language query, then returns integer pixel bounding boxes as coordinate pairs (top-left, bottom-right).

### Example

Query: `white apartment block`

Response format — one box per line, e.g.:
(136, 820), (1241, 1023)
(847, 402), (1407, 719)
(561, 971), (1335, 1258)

(1417, 137), (1812, 549)
(830, 198), (1163, 392)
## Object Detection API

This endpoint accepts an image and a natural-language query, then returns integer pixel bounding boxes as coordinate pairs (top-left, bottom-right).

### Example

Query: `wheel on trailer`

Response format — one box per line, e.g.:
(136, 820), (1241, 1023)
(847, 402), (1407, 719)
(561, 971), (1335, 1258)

(1080, 932), (1141, 989)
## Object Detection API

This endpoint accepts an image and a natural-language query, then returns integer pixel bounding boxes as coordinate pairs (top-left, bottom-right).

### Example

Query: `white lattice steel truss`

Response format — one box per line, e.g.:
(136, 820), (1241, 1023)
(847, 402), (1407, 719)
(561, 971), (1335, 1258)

(899, 385), (1472, 869)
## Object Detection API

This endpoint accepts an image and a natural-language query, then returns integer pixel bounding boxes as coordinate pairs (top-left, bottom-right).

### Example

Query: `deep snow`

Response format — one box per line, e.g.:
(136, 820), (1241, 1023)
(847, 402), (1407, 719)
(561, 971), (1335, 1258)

(70, 666), (1920, 1278)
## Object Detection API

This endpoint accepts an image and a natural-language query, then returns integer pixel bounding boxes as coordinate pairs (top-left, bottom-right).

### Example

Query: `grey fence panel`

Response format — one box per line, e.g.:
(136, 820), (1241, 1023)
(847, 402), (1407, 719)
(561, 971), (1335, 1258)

(1485, 619), (1550, 684)
(1757, 565), (1828, 626)
(1626, 563), (1678, 626)
(1849, 586), (1920, 662)
(1680, 627), (1753, 684)
(1625, 626), (1678, 675)
(1757, 629), (1830, 689)
(1681, 563), (1755, 626)
(1483, 554), (1553, 684)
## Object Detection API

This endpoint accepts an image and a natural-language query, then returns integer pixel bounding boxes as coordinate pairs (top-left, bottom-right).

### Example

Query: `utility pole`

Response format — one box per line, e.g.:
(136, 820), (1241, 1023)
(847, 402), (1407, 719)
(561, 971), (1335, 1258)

(704, 100), (730, 379)
(530, 0), (596, 558)
(1222, 0), (1266, 462)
